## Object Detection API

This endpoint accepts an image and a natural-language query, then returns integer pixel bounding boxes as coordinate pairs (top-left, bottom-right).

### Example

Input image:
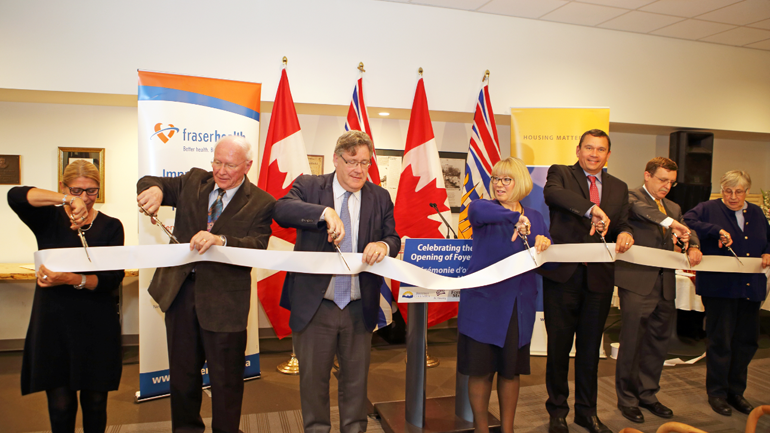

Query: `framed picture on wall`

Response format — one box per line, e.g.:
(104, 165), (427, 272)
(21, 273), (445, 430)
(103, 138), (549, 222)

(375, 149), (404, 203)
(58, 147), (106, 203)
(0, 155), (21, 185)
(307, 155), (324, 175)
(439, 151), (466, 213)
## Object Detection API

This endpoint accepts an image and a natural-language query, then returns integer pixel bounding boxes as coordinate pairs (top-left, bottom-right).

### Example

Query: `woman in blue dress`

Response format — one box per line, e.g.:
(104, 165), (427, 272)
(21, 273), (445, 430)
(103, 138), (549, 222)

(458, 157), (551, 433)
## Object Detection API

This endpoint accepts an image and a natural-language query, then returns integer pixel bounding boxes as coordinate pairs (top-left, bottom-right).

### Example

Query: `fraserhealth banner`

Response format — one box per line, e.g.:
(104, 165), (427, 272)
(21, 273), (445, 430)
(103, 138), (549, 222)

(137, 70), (262, 400)
(511, 107), (610, 356)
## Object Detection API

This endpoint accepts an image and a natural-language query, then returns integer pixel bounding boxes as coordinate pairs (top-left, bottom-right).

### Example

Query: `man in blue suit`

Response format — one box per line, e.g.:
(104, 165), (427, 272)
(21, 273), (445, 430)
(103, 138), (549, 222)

(273, 130), (400, 433)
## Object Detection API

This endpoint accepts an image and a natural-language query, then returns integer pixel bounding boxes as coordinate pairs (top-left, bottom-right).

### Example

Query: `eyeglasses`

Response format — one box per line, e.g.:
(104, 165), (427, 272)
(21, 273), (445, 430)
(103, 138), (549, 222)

(722, 188), (746, 197)
(212, 160), (247, 171)
(339, 155), (371, 169)
(491, 176), (513, 186)
(67, 186), (100, 196)
(653, 176), (677, 188)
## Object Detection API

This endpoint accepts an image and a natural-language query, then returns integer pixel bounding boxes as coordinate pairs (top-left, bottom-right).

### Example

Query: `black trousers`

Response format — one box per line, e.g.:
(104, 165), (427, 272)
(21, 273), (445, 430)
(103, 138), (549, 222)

(702, 296), (760, 399)
(165, 276), (247, 433)
(543, 265), (612, 419)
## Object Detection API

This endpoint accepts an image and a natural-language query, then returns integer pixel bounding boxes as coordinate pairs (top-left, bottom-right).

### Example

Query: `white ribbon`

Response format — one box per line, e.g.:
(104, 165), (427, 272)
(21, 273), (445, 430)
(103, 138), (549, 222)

(34, 243), (764, 291)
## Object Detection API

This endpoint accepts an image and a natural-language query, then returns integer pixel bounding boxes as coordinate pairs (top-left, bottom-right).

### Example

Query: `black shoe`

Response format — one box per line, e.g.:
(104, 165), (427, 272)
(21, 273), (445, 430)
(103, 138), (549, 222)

(639, 401), (673, 419)
(708, 397), (732, 416)
(726, 394), (754, 415)
(617, 405), (644, 423)
(548, 416), (569, 433)
(574, 414), (613, 433)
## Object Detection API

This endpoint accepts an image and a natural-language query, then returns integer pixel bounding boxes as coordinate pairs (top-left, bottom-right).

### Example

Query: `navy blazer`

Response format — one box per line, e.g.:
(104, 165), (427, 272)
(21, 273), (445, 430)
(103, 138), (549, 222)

(683, 199), (770, 301)
(458, 200), (550, 348)
(273, 173), (400, 333)
(537, 162), (632, 292)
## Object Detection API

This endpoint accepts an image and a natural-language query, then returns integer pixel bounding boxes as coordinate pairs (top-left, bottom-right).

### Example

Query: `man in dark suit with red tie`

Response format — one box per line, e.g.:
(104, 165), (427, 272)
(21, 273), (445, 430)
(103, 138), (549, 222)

(273, 130), (400, 433)
(539, 129), (634, 433)
(137, 135), (275, 433)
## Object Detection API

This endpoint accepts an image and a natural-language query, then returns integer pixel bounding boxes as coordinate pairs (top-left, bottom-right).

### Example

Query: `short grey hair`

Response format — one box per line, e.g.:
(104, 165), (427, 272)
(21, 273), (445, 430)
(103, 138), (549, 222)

(215, 135), (253, 160)
(720, 170), (751, 190)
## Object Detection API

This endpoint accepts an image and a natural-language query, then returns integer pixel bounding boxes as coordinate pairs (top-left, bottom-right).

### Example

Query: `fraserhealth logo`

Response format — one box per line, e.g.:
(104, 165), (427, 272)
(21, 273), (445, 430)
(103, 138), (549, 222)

(150, 123), (180, 143)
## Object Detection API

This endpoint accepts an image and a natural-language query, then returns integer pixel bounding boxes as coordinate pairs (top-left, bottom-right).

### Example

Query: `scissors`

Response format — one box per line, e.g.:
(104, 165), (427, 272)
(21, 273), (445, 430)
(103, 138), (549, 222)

(77, 228), (91, 262)
(673, 233), (691, 269)
(518, 222), (538, 266)
(720, 232), (744, 266)
(330, 233), (352, 271)
(139, 205), (180, 244)
(593, 220), (614, 260)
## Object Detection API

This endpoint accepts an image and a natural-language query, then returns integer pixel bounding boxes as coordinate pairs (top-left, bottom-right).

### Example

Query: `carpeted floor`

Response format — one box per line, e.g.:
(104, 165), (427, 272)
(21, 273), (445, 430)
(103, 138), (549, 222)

(26, 358), (770, 433)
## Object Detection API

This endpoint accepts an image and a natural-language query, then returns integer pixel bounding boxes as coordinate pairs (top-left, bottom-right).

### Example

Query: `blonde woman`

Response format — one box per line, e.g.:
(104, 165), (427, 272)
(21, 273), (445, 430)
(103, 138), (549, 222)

(457, 157), (551, 433)
(8, 160), (124, 432)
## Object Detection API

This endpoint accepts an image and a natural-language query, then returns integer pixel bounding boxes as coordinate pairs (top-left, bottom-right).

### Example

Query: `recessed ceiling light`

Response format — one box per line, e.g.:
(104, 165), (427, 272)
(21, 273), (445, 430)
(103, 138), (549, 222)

(378, 112), (390, 116)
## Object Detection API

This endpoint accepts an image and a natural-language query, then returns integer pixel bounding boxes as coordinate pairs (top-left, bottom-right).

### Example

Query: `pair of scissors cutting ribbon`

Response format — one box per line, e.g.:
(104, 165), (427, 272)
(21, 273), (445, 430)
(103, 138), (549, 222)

(593, 221), (614, 260)
(77, 228), (91, 262)
(673, 234), (691, 269)
(720, 233), (744, 266)
(518, 222), (538, 266)
(330, 232), (351, 271)
(139, 205), (180, 244)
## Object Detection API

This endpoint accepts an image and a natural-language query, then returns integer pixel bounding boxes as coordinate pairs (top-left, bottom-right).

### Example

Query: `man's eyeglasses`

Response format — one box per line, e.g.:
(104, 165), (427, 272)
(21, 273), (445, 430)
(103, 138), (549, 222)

(654, 176), (677, 188)
(491, 176), (513, 186)
(67, 186), (100, 196)
(339, 155), (371, 169)
(212, 160), (247, 171)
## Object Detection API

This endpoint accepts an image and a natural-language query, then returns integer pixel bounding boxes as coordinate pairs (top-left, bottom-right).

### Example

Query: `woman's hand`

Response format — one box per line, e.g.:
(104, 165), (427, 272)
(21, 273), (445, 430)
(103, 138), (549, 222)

(67, 197), (88, 229)
(534, 235), (551, 253)
(36, 264), (76, 287)
(512, 214), (531, 242)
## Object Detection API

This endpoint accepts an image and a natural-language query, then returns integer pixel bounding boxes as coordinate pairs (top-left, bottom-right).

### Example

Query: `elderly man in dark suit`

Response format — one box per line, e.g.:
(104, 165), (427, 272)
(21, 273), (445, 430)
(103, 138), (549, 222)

(615, 157), (702, 424)
(539, 129), (634, 433)
(136, 135), (275, 433)
(273, 130), (399, 433)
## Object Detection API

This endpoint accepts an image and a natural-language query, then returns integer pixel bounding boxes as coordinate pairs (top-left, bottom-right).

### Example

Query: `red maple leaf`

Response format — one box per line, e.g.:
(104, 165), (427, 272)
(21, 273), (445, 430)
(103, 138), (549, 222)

(262, 159), (297, 244)
(394, 164), (450, 239)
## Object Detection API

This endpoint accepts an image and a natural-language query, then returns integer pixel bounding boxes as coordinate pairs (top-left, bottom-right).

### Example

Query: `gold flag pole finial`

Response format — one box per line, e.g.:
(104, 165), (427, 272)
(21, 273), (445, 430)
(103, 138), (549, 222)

(418, 67), (423, 76)
(282, 56), (288, 66)
(358, 62), (365, 72)
(483, 69), (490, 82)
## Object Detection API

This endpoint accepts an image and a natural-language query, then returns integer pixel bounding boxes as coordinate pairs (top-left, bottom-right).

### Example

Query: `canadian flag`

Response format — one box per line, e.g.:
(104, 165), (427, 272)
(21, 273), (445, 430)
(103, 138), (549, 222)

(393, 76), (457, 327)
(256, 68), (311, 339)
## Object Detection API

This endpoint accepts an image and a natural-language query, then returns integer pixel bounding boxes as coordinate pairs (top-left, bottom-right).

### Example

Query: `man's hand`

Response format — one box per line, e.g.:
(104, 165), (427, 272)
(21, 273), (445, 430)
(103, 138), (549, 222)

(670, 220), (691, 243)
(589, 206), (610, 237)
(616, 232), (634, 253)
(190, 231), (224, 254)
(718, 229), (733, 248)
(512, 215), (531, 242)
(688, 248), (703, 267)
(324, 208), (346, 246)
(362, 242), (388, 265)
(762, 253), (770, 268)
(137, 186), (164, 219)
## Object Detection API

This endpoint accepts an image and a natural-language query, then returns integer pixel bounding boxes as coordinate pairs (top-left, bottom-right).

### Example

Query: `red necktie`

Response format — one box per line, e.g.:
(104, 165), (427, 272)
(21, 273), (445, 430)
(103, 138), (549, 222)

(588, 175), (600, 206)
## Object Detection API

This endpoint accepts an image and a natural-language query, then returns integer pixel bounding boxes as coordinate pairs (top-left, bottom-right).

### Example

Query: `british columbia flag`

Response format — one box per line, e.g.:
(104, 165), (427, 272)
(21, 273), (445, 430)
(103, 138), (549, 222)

(458, 79), (502, 239)
(344, 70), (393, 330)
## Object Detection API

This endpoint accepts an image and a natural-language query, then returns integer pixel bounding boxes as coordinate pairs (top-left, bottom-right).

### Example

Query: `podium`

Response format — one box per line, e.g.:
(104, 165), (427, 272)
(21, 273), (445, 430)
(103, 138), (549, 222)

(374, 239), (500, 432)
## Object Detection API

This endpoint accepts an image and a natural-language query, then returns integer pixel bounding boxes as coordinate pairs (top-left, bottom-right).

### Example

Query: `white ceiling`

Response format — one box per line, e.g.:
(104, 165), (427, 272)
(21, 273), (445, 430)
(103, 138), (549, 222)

(380, 0), (770, 51)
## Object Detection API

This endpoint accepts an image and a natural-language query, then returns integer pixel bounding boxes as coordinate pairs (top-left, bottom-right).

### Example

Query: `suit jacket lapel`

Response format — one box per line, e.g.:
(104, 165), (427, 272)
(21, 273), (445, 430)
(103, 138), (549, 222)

(211, 175), (251, 233)
(199, 177), (216, 231)
(358, 183), (373, 253)
(571, 163), (590, 200)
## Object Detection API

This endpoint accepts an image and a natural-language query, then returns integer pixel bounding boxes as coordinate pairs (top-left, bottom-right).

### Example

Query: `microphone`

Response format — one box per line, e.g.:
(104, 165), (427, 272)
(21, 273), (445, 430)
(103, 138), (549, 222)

(429, 202), (458, 239)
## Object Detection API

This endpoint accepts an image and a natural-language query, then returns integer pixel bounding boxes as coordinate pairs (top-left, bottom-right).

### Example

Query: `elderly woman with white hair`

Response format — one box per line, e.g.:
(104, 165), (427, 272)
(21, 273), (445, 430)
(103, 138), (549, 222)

(683, 170), (770, 417)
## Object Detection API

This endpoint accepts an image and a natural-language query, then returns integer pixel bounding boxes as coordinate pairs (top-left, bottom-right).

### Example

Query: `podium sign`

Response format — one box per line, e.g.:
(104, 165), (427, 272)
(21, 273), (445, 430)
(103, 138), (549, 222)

(398, 238), (472, 303)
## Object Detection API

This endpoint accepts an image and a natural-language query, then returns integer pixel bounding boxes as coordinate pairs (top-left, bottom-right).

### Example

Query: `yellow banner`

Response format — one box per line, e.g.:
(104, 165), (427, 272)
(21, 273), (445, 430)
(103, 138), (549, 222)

(511, 108), (610, 165)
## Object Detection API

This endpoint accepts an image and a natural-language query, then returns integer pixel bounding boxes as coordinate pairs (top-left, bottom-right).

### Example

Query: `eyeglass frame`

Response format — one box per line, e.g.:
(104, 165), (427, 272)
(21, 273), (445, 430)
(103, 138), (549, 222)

(338, 154), (371, 169)
(721, 187), (747, 197)
(491, 176), (514, 186)
(653, 175), (678, 188)
(66, 185), (100, 196)
(211, 159), (247, 171)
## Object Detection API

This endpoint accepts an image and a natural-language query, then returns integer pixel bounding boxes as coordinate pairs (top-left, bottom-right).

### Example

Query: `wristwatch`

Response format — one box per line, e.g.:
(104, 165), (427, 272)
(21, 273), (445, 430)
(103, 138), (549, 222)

(220, 235), (227, 246)
(74, 274), (87, 290)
